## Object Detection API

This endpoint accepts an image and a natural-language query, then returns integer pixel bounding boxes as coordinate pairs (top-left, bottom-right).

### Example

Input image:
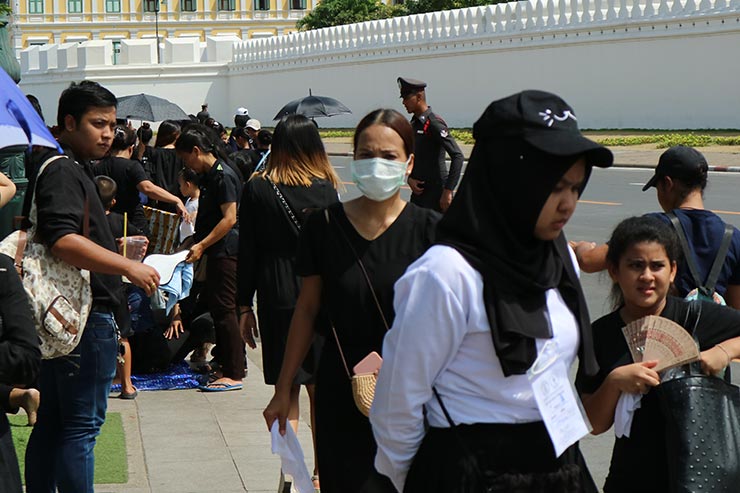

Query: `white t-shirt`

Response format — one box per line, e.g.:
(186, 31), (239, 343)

(370, 245), (581, 492)
(179, 197), (198, 242)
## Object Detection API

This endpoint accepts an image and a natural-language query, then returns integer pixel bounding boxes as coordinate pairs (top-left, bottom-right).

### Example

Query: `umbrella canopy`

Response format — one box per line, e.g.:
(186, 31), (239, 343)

(0, 69), (62, 154)
(117, 93), (189, 122)
(274, 90), (351, 120)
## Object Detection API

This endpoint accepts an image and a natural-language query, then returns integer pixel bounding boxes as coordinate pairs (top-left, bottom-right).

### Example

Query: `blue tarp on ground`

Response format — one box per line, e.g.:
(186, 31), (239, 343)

(110, 361), (202, 392)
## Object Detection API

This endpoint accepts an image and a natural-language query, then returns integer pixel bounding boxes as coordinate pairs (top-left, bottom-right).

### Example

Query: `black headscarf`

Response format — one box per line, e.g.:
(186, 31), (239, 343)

(436, 91), (612, 377)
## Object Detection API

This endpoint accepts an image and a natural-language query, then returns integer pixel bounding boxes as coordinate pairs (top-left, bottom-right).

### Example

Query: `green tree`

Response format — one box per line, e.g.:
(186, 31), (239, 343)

(404, 0), (502, 15)
(297, 0), (406, 30)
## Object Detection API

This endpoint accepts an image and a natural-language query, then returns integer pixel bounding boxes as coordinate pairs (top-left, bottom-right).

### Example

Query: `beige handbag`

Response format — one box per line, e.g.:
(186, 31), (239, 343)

(325, 209), (391, 417)
(0, 155), (93, 359)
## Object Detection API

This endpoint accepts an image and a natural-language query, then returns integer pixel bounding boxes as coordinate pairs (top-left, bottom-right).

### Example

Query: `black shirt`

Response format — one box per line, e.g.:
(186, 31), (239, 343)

(410, 107), (464, 190)
(144, 147), (183, 212)
(575, 296), (740, 492)
(95, 156), (150, 235)
(194, 159), (241, 257)
(32, 147), (124, 309)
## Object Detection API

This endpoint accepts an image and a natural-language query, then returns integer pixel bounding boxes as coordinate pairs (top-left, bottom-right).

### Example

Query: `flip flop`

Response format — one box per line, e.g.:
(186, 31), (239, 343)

(119, 389), (138, 400)
(199, 382), (243, 392)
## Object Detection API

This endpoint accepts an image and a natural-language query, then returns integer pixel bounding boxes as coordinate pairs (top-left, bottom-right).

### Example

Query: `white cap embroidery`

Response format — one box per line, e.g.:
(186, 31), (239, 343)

(538, 109), (577, 127)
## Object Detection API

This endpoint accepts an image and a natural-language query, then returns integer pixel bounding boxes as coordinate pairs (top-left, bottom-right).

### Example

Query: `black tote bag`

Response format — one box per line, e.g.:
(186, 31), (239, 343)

(658, 362), (740, 493)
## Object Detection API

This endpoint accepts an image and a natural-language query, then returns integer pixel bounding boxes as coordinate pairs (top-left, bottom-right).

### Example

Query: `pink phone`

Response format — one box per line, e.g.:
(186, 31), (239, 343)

(353, 351), (383, 375)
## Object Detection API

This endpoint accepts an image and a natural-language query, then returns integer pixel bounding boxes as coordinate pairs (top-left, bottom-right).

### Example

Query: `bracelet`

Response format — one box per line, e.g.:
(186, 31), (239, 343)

(716, 343), (732, 367)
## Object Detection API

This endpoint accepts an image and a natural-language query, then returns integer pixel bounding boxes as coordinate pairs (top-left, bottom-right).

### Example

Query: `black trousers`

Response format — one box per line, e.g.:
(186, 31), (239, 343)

(206, 256), (245, 380)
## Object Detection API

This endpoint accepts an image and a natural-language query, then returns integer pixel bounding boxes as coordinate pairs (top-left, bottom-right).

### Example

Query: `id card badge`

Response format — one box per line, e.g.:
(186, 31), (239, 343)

(527, 340), (592, 457)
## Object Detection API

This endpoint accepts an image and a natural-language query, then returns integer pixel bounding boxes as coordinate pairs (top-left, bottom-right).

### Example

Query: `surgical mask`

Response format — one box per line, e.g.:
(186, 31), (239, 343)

(351, 157), (409, 202)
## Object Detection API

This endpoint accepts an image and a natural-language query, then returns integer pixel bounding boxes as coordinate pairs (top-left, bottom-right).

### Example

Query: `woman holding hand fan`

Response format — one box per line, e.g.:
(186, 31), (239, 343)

(576, 215), (740, 492)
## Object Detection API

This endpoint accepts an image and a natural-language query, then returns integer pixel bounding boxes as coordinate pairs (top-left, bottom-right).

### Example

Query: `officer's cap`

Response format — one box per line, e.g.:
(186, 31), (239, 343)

(397, 77), (427, 98)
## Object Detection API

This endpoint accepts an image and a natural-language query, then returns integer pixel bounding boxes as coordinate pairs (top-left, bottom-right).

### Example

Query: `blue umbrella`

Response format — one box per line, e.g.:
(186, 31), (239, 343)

(0, 69), (62, 153)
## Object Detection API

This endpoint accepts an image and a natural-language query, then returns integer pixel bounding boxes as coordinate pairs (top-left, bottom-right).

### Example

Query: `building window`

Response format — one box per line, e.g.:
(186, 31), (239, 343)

(290, 0), (305, 8)
(254, 0), (268, 9)
(106, 0), (121, 12)
(181, 0), (196, 11)
(144, 0), (159, 12)
(27, 0), (44, 13)
(67, 0), (83, 13)
(218, 0), (234, 10)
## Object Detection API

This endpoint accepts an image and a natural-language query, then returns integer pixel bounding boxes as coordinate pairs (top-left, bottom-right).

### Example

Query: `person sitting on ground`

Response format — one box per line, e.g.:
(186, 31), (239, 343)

(571, 145), (740, 309)
(576, 215), (740, 492)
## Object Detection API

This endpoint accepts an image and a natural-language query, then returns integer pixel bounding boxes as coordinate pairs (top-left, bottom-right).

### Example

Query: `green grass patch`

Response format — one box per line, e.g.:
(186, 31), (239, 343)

(595, 134), (740, 148)
(320, 128), (740, 148)
(9, 412), (128, 484)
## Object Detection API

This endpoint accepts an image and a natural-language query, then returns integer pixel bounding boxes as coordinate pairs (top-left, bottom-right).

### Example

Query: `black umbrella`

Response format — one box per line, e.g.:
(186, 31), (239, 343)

(273, 89), (351, 120)
(117, 93), (189, 122)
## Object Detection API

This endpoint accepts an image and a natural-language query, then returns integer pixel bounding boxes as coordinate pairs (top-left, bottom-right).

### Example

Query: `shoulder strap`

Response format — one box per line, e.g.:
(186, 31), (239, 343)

(667, 212), (704, 290)
(704, 223), (734, 294)
(265, 175), (301, 231)
(324, 208), (390, 332)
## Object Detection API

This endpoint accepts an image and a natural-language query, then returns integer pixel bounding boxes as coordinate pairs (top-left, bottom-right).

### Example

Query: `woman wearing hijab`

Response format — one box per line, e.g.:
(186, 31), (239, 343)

(370, 90), (613, 493)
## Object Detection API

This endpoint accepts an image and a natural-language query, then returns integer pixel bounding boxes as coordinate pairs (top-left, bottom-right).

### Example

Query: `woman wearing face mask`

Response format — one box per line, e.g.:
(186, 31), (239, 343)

(238, 114), (340, 489)
(263, 109), (440, 492)
(370, 91), (613, 493)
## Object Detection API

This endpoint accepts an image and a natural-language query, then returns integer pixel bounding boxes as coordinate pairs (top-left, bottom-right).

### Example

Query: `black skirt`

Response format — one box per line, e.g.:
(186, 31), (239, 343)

(404, 421), (597, 493)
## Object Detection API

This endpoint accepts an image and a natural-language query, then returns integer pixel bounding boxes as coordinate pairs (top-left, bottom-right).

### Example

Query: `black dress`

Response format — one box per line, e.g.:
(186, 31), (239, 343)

(237, 176), (338, 384)
(296, 202), (440, 493)
(95, 156), (150, 236)
(575, 296), (740, 493)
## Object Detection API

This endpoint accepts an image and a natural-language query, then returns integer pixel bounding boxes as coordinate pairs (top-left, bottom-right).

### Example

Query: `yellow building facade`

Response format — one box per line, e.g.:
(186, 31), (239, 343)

(11, 0), (312, 53)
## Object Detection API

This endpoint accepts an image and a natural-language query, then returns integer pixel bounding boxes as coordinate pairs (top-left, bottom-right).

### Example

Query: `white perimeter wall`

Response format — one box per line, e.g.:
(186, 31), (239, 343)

(19, 0), (740, 129)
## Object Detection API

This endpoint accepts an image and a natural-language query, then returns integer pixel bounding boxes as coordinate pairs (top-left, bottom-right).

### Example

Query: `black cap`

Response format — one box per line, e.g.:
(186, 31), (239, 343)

(397, 77), (427, 98)
(474, 90), (613, 168)
(642, 145), (708, 191)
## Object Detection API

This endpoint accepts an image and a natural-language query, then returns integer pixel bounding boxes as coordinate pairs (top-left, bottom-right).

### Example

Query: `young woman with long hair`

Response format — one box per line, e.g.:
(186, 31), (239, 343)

(263, 109), (440, 492)
(238, 114), (340, 490)
(576, 215), (740, 492)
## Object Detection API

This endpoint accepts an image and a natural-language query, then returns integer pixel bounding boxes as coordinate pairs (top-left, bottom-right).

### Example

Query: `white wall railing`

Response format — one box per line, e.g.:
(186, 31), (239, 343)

(232, 0), (740, 66)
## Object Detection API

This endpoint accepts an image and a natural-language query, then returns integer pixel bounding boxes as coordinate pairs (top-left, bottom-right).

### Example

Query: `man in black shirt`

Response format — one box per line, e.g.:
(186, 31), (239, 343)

(24, 81), (160, 493)
(398, 77), (464, 213)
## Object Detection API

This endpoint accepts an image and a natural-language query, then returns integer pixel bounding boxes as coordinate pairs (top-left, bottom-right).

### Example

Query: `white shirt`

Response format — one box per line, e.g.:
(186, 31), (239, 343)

(370, 245), (581, 492)
(179, 197), (198, 241)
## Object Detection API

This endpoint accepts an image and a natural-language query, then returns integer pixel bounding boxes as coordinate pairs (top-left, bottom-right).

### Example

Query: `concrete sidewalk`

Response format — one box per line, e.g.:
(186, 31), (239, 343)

(95, 346), (316, 493)
(323, 140), (740, 170)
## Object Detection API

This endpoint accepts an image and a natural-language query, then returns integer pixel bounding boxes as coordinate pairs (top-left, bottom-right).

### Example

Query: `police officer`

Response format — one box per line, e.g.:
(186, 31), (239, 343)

(398, 77), (464, 212)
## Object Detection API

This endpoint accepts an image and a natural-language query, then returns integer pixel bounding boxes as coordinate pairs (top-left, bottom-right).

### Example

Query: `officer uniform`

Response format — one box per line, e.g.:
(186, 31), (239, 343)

(398, 77), (464, 212)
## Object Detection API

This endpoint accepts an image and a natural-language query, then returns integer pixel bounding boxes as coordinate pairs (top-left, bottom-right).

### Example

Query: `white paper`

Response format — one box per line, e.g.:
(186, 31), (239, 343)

(614, 392), (642, 438)
(528, 343), (591, 457)
(143, 250), (189, 285)
(270, 421), (314, 493)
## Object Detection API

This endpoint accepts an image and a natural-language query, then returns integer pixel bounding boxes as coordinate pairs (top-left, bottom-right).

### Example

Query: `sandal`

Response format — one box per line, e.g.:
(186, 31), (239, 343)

(312, 474), (320, 493)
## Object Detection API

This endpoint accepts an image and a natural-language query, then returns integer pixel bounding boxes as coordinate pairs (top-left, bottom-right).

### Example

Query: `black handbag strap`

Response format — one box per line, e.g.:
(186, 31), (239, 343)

(324, 207), (390, 381)
(668, 212), (733, 296)
(265, 175), (301, 232)
(682, 300), (731, 383)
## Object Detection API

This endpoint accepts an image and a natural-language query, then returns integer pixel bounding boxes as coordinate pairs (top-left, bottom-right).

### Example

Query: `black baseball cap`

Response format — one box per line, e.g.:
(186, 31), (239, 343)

(642, 145), (708, 191)
(474, 90), (613, 167)
(397, 77), (427, 98)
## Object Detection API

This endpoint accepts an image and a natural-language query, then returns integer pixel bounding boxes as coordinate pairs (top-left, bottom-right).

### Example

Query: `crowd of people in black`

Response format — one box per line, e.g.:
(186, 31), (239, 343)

(1, 78), (740, 493)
